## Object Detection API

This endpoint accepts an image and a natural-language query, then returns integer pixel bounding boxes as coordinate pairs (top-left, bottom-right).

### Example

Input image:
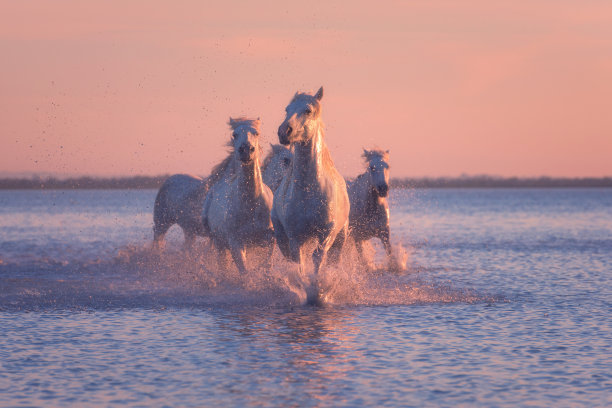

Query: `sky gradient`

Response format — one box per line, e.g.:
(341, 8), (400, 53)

(1, 0), (611, 178)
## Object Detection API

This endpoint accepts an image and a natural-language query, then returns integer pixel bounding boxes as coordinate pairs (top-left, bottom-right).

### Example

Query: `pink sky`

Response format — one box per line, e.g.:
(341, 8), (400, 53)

(1, 0), (611, 178)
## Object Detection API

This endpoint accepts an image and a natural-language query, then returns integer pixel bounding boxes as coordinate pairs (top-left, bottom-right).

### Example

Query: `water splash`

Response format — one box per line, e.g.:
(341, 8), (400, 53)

(0, 238), (497, 310)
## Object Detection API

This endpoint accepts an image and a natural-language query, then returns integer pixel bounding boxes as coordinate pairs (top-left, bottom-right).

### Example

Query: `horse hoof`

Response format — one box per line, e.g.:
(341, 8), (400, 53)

(305, 284), (324, 306)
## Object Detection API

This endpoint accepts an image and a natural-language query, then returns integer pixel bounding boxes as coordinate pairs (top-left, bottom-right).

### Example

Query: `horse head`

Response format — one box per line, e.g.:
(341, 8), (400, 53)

(278, 86), (324, 145)
(229, 117), (261, 164)
(363, 148), (390, 197)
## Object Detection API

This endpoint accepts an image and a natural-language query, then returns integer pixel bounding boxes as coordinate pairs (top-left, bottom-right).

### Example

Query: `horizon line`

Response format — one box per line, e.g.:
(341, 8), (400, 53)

(1, 174), (611, 190)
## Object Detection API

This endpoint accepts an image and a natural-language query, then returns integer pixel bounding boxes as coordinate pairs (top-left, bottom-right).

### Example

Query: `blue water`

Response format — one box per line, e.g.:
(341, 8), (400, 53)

(1, 188), (611, 407)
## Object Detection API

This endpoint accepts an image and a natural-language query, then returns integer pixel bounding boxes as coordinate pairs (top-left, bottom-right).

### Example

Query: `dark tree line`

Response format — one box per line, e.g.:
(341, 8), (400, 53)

(0, 175), (611, 190)
(0, 175), (171, 190)
(390, 175), (612, 188)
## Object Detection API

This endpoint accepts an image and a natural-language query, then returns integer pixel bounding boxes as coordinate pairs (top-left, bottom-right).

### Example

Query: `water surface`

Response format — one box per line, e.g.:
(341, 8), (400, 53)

(1, 188), (610, 406)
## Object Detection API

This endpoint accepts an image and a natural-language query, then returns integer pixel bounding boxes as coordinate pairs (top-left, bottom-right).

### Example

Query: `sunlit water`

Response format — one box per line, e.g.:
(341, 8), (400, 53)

(0, 188), (610, 407)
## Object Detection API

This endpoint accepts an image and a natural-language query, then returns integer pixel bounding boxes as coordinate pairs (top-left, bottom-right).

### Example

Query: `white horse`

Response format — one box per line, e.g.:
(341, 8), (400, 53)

(201, 117), (274, 273)
(152, 156), (235, 250)
(262, 144), (293, 192)
(271, 87), (350, 304)
(347, 148), (392, 267)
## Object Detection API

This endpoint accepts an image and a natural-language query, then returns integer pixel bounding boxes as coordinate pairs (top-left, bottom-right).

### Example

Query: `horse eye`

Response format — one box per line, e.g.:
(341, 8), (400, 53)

(304, 107), (312, 115)
(232, 132), (238, 138)
(370, 166), (375, 171)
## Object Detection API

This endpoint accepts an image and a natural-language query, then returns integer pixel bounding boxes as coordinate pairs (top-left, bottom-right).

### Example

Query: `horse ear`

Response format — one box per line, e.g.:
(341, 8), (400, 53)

(228, 117), (235, 127)
(315, 86), (324, 101)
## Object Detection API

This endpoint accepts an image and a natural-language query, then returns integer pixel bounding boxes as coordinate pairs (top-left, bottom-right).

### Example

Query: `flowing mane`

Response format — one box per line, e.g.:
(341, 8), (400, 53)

(204, 155), (234, 190)
(362, 148), (390, 165)
(319, 127), (338, 172)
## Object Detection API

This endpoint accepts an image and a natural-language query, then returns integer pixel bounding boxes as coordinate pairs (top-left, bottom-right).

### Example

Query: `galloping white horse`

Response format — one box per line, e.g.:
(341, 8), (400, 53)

(262, 144), (293, 192)
(347, 148), (392, 267)
(201, 117), (274, 273)
(271, 87), (350, 304)
(153, 156), (236, 250)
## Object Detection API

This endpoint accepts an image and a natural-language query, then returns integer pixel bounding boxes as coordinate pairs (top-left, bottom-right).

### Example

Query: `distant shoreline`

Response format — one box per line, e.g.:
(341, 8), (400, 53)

(1, 175), (611, 189)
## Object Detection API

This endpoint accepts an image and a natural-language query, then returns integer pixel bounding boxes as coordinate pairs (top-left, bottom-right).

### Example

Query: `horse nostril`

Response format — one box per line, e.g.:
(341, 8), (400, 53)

(287, 126), (292, 135)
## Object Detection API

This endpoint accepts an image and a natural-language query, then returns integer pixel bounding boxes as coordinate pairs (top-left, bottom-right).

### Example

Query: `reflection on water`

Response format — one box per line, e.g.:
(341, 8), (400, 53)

(211, 307), (362, 406)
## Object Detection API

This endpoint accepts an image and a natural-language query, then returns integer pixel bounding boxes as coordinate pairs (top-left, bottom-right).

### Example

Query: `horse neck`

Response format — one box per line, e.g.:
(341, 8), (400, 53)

(360, 171), (382, 205)
(237, 155), (264, 197)
(292, 123), (330, 184)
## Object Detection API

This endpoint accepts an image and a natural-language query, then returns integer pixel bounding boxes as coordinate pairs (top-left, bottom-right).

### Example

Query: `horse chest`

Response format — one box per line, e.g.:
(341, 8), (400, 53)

(286, 186), (330, 223)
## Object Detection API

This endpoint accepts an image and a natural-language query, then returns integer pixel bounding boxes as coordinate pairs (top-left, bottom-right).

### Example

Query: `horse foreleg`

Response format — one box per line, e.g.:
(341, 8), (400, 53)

(354, 239), (374, 272)
(152, 222), (171, 251)
(229, 242), (248, 274)
(313, 235), (334, 277)
(271, 210), (292, 261)
(380, 227), (392, 258)
(216, 245), (229, 271)
(327, 225), (347, 265)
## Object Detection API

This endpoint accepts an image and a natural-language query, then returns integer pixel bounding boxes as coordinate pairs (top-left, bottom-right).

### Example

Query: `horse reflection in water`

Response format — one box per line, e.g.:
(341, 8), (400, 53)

(262, 144), (293, 192)
(201, 117), (275, 274)
(347, 148), (393, 269)
(272, 87), (350, 305)
(152, 156), (236, 251)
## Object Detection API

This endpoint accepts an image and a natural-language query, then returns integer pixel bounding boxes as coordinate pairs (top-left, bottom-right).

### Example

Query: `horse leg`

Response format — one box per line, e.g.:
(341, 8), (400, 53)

(312, 223), (336, 275)
(327, 225), (347, 265)
(296, 245), (319, 306)
(380, 227), (392, 265)
(229, 242), (248, 274)
(354, 238), (365, 263)
(152, 221), (171, 251)
(354, 239), (374, 272)
(271, 209), (292, 260)
(216, 244), (229, 271)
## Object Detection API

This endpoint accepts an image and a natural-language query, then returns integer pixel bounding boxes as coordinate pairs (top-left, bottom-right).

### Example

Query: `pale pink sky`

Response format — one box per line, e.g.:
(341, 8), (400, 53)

(1, 0), (611, 178)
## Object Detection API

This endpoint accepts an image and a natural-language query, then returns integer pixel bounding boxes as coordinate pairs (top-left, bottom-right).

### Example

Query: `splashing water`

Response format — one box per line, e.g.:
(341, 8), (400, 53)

(0, 236), (496, 312)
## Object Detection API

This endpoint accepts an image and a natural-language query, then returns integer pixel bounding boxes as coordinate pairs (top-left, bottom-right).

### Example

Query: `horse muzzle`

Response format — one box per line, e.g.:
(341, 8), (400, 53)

(238, 144), (255, 163)
(278, 123), (292, 145)
(377, 184), (389, 197)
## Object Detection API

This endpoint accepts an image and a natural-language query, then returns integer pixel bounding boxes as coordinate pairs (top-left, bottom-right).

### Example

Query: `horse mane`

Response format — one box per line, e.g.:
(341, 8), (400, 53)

(362, 148), (390, 165)
(315, 125), (338, 172)
(205, 154), (235, 189)
(228, 117), (261, 132)
(290, 92), (322, 116)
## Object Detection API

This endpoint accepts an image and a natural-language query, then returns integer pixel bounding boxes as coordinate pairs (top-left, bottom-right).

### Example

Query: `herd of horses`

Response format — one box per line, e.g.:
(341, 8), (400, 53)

(152, 87), (393, 304)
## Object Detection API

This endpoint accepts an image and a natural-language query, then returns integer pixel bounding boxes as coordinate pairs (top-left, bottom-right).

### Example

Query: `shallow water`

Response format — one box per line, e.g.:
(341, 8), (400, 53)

(1, 188), (611, 406)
